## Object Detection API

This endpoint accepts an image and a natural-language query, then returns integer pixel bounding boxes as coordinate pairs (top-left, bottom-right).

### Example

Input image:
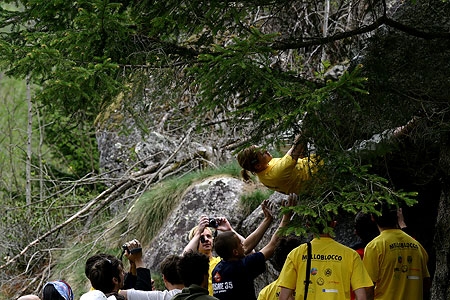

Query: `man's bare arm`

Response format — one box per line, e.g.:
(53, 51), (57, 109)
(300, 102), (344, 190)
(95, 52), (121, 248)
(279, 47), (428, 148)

(279, 287), (295, 300)
(243, 199), (273, 254)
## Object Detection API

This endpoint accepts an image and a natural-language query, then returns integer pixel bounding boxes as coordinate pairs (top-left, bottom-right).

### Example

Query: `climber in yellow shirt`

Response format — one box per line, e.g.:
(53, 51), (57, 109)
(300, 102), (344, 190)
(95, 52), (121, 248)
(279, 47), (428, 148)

(237, 134), (321, 195)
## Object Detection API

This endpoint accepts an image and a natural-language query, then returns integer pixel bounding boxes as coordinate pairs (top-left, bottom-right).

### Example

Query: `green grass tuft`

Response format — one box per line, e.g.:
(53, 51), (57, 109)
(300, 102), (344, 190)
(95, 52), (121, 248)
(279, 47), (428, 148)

(126, 161), (242, 245)
(240, 189), (274, 215)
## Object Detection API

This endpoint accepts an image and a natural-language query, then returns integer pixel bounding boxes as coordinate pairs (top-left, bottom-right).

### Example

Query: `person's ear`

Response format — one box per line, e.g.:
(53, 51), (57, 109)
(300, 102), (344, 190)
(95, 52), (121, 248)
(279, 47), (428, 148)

(232, 249), (239, 257)
(112, 277), (119, 285)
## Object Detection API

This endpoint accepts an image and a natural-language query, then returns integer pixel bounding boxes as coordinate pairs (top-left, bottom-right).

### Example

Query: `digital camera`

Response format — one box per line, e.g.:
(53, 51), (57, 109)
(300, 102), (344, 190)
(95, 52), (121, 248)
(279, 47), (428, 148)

(122, 244), (142, 254)
(208, 217), (219, 228)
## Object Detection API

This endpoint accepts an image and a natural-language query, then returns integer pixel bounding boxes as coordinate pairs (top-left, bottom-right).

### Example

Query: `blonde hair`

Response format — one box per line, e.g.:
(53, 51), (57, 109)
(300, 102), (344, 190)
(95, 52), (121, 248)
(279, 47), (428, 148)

(188, 226), (216, 241)
(188, 226), (199, 241)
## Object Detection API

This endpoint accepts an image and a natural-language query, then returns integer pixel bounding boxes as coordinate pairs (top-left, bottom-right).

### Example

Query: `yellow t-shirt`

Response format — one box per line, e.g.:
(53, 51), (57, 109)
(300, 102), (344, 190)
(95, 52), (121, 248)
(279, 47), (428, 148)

(278, 237), (373, 300)
(257, 154), (321, 195)
(258, 279), (281, 300)
(208, 256), (222, 295)
(363, 229), (430, 300)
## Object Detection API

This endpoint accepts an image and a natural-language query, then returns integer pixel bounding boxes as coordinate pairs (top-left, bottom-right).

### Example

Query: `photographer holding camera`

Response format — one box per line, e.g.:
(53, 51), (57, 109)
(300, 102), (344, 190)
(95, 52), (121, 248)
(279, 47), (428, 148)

(182, 200), (274, 295)
(121, 239), (153, 291)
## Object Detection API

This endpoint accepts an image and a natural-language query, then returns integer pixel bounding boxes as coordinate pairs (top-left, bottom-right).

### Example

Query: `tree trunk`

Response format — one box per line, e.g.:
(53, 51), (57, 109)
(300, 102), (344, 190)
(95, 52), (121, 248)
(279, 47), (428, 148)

(432, 141), (450, 300)
(25, 74), (32, 208)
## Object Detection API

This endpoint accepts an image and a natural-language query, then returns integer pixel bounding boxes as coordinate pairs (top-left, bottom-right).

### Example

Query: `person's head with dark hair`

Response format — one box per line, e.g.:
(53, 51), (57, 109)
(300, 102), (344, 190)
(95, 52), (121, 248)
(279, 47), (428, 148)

(213, 231), (243, 261)
(160, 254), (183, 285)
(42, 281), (73, 300)
(354, 211), (379, 244)
(372, 203), (399, 229)
(85, 253), (109, 278)
(177, 251), (210, 288)
(42, 285), (62, 300)
(85, 254), (124, 294)
(271, 236), (303, 272)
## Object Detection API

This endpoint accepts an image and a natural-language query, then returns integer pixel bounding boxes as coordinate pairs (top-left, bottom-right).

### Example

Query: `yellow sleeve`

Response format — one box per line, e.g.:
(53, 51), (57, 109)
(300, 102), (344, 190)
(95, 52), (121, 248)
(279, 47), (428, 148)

(277, 254), (298, 290)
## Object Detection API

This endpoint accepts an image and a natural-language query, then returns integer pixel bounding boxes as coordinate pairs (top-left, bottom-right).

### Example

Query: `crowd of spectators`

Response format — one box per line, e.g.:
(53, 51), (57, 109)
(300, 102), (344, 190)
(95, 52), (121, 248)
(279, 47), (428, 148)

(17, 197), (430, 300)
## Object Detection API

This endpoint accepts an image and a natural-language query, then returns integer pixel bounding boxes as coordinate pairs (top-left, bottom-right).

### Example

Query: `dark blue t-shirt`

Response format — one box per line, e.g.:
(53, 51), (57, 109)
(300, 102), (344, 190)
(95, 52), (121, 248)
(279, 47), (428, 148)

(212, 252), (266, 300)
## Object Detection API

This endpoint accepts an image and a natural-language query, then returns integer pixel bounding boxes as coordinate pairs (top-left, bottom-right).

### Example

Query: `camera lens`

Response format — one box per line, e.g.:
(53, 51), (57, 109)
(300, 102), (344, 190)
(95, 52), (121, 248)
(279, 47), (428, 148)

(208, 218), (218, 228)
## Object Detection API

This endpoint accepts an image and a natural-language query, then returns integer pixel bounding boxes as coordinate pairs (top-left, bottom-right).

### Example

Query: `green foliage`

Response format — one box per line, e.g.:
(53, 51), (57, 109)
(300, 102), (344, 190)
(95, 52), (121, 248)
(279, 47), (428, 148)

(191, 30), (371, 147)
(0, 74), (105, 296)
(191, 29), (312, 144)
(280, 155), (418, 237)
(0, 0), (132, 178)
(0, 0), (372, 178)
(0, 76), (27, 192)
(240, 189), (274, 215)
(41, 110), (100, 177)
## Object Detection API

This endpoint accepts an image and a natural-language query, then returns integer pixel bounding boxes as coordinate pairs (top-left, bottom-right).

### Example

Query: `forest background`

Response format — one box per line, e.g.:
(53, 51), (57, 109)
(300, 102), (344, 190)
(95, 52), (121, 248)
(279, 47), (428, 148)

(0, 0), (449, 299)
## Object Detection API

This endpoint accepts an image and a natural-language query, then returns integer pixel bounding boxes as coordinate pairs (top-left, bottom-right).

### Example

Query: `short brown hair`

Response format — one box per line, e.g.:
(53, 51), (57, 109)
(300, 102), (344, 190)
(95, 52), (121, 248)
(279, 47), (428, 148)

(178, 251), (209, 286)
(214, 231), (240, 260)
(86, 254), (123, 293)
(160, 254), (182, 285)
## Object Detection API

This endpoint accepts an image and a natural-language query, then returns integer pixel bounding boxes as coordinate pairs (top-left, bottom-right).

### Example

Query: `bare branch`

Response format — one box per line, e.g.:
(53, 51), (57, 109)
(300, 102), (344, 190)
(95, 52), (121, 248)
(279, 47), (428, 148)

(272, 15), (450, 50)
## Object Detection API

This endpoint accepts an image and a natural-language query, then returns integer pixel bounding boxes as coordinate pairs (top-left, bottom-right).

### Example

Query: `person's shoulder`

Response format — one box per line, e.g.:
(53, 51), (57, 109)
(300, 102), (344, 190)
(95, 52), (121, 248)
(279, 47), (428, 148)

(259, 280), (278, 295)
(245, 251), (265, 261)
(210, 256), (221, 264)
(128, 289), (176, 300)
(283, 242), (305, 257)
(241, 251), (267, 269)
(161, 289), (182, 300)
(167, 289), (183, 295)
(171, 290), (189, 300)
(199, 295), (219, 300)
(80, 290), (108, 300)
(271, 156), (291, 166)
(17, 295), (40, 300)
(364, 233), (385, 251)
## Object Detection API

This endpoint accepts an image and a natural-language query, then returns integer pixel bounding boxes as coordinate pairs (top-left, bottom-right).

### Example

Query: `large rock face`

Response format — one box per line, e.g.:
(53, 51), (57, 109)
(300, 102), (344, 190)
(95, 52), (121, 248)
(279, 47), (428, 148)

(143, 177), (247, 270)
